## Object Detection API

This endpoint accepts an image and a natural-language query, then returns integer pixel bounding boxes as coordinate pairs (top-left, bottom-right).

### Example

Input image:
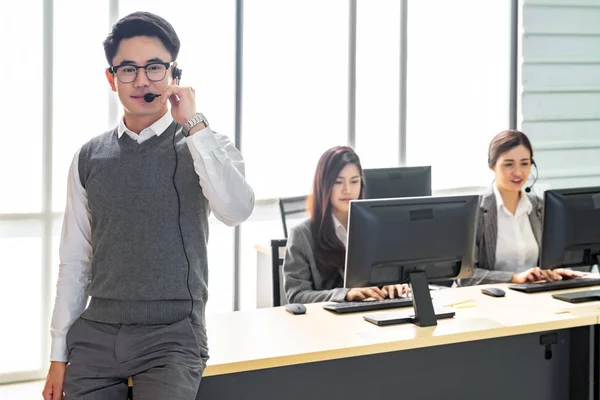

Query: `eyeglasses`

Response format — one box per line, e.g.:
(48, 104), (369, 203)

(108, 62), (173, 84)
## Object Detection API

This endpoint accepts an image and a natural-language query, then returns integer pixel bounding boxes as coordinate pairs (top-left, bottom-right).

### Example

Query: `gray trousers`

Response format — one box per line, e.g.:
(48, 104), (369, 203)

(64, 317), (209, 399)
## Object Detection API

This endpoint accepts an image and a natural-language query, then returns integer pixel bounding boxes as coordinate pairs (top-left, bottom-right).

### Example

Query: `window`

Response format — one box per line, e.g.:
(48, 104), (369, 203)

(53, 1), (110, 212)
(238, 1), (350, 309)
(1, 4), (43, 213)
(0, 1), (44, 380)
(242, 0), (350, 200)
(0, 222), (44, 374)
(406, 0), (511, 189)
(355, 0), (401, 168)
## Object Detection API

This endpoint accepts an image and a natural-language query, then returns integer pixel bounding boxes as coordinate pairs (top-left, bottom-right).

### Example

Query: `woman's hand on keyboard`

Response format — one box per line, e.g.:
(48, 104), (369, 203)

(512, 267), (560, 283)
(553, 268), (586, 280)
(345, 287), (386, 302)
(382, 284), (411, 299)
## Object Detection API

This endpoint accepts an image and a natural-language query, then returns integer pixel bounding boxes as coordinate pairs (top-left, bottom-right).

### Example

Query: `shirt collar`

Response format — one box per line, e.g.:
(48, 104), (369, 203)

(117, 111), (174, 139)
(331, 213), (347, 243)
(332, 214), (345, 232)
(493, 183), (532, 217)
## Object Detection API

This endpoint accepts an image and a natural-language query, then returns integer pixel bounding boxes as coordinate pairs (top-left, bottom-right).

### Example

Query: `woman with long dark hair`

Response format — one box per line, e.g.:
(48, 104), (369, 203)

(283, 146), (410, 303)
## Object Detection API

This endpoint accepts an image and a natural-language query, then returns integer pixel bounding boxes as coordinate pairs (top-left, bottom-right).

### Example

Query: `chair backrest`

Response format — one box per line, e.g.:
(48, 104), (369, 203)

(270, 239), (287, 307)
(278, 195), (308, 238)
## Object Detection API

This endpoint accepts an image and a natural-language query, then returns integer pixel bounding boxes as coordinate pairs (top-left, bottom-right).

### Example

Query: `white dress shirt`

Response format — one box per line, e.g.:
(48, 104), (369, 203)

(332, 214), (348, 248)
(493, 184), (539, 273)
(50, 111), (254, 362)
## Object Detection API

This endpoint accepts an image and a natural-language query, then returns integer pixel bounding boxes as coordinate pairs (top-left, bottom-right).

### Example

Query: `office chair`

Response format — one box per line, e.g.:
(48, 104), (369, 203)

(270, 239), (287, 307)
(278, 195), (308, 238)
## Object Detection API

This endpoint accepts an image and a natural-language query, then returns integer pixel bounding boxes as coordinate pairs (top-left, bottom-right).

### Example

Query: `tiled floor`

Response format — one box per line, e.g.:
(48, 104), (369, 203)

(0, 380), (45, 399)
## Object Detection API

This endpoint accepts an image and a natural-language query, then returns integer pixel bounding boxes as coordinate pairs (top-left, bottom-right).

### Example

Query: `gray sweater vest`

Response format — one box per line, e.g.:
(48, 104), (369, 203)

(78, 122), (209, 326)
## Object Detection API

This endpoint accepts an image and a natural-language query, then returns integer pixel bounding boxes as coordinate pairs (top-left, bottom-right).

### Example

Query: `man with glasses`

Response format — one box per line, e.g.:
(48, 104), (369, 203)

(42, 11), (254, 400)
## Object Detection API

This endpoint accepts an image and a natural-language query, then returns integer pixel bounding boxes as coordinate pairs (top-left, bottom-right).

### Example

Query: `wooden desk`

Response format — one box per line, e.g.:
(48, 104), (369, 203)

(197, 283), (600, 399)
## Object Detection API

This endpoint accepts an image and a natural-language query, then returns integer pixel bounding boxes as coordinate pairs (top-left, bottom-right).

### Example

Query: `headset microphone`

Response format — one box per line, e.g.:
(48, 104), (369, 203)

(525, 161), (538, 193)
(144, 93), (162, 103)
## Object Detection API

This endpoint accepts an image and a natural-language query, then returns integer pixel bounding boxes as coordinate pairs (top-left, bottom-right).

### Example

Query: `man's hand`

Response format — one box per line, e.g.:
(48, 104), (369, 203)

(161, 84), (205, 135)
(42, 361), (66, 400)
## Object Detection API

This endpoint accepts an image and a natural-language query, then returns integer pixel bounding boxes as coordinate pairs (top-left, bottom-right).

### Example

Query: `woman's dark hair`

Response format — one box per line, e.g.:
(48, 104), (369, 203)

(103, 11), (181, 65)
(308, 146), (364, 278)
(488, 129), (534, 168)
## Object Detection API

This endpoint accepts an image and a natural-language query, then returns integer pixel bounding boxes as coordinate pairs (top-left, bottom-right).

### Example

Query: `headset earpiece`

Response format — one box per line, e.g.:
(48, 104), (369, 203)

(172, 66), (182, 84)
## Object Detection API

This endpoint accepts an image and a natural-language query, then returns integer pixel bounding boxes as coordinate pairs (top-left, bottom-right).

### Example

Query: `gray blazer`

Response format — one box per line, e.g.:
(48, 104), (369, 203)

(461, 188), (543, 286)
(282, 218), (349, 304)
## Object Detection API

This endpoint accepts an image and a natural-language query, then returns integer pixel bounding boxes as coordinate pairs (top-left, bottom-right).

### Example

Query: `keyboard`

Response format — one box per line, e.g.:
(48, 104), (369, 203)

(323, 297), (413, 314)
(509, 277), (600, 293)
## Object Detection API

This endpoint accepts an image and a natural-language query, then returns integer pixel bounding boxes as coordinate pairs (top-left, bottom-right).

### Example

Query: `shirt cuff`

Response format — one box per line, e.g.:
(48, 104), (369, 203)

(185, 127), (220, 152)
(50, 336), (68, 362)
(331, 288), (350, 303)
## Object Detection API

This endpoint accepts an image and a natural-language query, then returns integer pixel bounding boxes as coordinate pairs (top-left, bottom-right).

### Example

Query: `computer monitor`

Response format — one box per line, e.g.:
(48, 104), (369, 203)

(345, 195), (479, 327)
(540, 186), (600, 271)
(363, 166), (432, 199)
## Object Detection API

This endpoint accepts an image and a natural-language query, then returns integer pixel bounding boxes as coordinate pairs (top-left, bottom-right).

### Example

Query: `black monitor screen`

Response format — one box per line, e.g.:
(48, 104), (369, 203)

(541, 187), (600, 270)
(363, 166), (431, 200)
(345, 195), (478, 288)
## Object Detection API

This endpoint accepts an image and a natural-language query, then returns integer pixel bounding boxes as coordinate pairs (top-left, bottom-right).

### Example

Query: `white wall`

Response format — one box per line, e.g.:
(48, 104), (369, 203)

(521, 0), (600, 190)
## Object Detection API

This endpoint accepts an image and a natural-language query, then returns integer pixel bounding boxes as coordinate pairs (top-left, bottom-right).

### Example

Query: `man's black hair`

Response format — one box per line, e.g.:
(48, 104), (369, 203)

(103, 11), (180, 65)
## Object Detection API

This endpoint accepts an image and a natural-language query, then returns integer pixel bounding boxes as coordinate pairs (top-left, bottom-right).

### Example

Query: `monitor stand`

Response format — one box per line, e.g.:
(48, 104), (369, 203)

(569, 255), (600, 273)
(409, 271), (455, 327)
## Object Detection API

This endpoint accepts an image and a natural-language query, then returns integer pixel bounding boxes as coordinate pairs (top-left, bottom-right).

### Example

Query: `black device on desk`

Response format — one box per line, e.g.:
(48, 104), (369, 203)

(553, 290), (600, 303)
(363, 166), (431, 200)
(509, 186), (600, 297)
(323, 297), (414, 314)
(337, 195), (479, 327)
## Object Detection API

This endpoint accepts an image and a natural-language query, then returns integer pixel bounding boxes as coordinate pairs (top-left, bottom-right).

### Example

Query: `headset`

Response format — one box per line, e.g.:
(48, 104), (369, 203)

(172, 66), (182, 85)
(524, 160), (538, 194)
(145, 64), (194, 320)
(171, 66), (194, 320)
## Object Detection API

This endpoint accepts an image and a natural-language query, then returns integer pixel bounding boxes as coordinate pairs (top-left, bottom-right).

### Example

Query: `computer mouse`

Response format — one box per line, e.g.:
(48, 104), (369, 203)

(481, 287), (506, 298)
(285, 303), (307, 315)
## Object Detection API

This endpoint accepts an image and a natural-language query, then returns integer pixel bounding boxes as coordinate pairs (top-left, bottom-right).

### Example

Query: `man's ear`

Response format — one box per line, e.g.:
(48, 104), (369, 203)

(105, 69), (117, 92)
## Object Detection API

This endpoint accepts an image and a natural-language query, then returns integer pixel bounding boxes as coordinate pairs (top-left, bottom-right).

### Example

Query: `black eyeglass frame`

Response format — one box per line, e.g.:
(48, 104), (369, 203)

(108, 61), (174, 83)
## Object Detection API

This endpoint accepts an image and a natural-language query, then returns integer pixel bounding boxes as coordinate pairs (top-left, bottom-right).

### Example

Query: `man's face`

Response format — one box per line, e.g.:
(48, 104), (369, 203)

(106, 36), (174, 118)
